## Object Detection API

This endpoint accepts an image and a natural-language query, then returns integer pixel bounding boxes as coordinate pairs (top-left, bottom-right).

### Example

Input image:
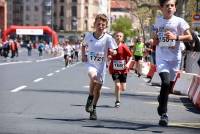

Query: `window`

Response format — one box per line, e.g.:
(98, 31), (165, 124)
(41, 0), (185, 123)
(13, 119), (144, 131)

(26, 5), (30, 11)
(72, 0), (77, 2)
(60, 0), (64, 2)
(84, 6), (88, 17)
(34, 6), (38, 11)
(26, 15), (30, 21)
(60, 19), (64, 30)
(60, 6), (64, 16)
(71, 6), (77, 17)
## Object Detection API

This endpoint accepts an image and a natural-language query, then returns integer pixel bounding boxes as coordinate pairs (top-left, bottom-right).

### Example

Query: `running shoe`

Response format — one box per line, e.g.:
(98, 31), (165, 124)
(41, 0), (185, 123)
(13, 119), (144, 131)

(90, 109), (97, 120)
(159, 113), (168, 126)
(115, 101), (120, 108)
(85, 98), (93, 113)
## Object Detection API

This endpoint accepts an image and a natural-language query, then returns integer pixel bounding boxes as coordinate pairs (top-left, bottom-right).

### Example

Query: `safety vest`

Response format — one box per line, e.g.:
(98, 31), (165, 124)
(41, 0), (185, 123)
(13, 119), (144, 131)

(134, 42), (144, 56)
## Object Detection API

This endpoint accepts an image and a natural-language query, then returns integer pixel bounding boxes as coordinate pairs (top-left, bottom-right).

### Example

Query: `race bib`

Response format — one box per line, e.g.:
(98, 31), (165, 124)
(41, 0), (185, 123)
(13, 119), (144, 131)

(113, 60), (126, 70)
(89, 52), (104, 64)
(158, 32), (175, 47)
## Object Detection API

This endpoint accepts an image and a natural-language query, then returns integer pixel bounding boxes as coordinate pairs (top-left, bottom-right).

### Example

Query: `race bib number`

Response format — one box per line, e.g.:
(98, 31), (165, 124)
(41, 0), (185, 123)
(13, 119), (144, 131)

(89, 52), (104, 64)
(158, 32), (175, 47)
(113, 60), (126, 70)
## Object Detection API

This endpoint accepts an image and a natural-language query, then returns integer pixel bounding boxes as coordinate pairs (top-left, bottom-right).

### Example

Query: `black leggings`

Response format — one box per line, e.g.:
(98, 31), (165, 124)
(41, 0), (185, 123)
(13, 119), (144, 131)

(157, 72), (174, 116)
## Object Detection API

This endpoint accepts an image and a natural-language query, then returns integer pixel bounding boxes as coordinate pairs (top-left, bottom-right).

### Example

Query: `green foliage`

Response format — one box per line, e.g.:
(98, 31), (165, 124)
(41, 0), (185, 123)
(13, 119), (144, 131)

(111, 16), (136, 40)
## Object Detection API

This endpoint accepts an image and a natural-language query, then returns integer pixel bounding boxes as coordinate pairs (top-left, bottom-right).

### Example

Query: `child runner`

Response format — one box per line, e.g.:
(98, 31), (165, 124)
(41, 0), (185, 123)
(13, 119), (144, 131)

(81, 14), (118, 120)
(153, 0), (192, 126)
(133, 36), (145, 77)
(108, 32), (132, 108)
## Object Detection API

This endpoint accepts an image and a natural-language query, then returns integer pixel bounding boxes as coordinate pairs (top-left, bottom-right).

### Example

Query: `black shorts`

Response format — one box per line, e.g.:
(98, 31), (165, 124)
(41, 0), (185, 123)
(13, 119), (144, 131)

(112, 74), (127, 83)
(134, 55), (142, 61)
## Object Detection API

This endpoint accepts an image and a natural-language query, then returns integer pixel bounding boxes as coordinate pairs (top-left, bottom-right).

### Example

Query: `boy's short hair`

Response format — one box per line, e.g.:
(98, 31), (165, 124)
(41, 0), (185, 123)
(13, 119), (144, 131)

(94, 14), (108, 24)
(159, 0), (177, 7)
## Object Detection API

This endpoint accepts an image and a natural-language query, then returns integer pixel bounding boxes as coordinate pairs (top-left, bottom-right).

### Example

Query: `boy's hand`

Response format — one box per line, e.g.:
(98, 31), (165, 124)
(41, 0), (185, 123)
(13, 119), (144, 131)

(165, 31), (176, 40)
(108, 49), (117, 55)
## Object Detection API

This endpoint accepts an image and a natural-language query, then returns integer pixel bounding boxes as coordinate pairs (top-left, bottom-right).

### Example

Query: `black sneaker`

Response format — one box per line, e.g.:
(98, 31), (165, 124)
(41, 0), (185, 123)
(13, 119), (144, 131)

(85, 98), (93, 113)
(90, 109), (97, 120)
(159, 113), (168, 126)
(115, 101), (120, 108)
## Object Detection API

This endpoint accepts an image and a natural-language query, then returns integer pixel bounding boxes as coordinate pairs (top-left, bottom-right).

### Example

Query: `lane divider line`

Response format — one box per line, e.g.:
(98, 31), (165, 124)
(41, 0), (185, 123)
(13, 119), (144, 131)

(11, 85), (27, 92)
(55, 70), (60, 73)
(0, 61), (32, 66)
(33, 78), (44, 83)
(46, 73), (54, 77)
(36, 54), (63, 62)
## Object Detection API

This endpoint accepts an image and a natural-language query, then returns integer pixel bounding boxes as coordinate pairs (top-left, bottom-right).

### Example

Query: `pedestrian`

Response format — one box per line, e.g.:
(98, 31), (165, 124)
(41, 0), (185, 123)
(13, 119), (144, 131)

(10, 39), (16, 58)
(152, 0), (193, 126)
(27, 41), (32, 56)
(81, 14), (118, 120)
(133, 36), (145, 77)
(63, 39), (73, 67)
(38, 41), (44, 56)
(108, 32), (132, 108)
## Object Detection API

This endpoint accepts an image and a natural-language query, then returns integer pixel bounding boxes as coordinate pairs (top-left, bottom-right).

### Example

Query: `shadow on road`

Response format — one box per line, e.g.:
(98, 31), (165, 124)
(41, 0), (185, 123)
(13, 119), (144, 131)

(24, 88), (195, 108)
(35, 117), (199, 133)
(180, 97), (200, 114)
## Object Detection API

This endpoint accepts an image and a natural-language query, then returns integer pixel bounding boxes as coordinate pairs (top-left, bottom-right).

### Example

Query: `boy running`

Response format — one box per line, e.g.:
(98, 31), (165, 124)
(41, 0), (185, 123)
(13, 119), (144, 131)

(81, 14), (118, 120)
(153, 0), (192, 126)
(108, 32), (132, 108)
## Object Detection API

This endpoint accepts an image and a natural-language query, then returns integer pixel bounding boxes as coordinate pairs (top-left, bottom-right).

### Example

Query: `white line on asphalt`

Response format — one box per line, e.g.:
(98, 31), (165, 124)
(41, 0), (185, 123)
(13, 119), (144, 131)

(55, 70), (60, 73)
(11, 85), (27, 92)
(36, 54), (63, 62)
(83, 85), (111, 89)
(62, 67), (66, 70)
(33, 78), (44, 83)
(46, 73), (54, 76)
(0, 61), (32, 66)
(136, 91), (159, 95)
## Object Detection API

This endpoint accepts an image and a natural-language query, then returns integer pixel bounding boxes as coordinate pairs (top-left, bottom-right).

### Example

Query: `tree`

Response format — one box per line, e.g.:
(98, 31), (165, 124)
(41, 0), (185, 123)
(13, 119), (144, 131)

(130, 0), (159, 42)
(111, 16), (136, 40)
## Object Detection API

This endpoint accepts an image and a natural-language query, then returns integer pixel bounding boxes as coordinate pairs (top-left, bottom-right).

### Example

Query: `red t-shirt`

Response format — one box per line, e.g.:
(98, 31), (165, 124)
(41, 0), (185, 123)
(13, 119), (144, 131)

(109, 43), (132, 74)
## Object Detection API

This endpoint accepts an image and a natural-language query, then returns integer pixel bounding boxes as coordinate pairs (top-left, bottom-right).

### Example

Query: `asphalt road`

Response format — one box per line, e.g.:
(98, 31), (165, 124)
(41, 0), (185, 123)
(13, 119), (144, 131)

(0, 49), (199, 134)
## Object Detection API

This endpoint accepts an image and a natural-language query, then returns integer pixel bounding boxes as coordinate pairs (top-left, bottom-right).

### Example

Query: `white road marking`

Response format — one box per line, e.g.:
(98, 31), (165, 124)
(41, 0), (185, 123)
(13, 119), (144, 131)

(83, 85), (111, 89)
(33, 78), (44, 83)
(55, 70), (60, 73)
(0, 61), (32, 66)
(46, 73), (54, 76)
(11, 85), (27, 92)
(62, 67), (66, 70)
(36, 55), (63, 62)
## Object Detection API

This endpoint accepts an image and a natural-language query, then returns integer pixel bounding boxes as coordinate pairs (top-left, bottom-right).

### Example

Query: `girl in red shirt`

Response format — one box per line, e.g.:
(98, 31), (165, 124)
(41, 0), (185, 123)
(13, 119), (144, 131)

(108, 32), (132, 107)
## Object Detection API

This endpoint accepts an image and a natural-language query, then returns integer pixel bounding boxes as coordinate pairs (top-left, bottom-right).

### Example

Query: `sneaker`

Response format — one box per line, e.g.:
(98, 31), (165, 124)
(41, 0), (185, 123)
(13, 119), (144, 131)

(85, 98), (93, 113)
(159, 113), (168, 126)
(90, 109), (97, 120)
(115, 101), (120, 108)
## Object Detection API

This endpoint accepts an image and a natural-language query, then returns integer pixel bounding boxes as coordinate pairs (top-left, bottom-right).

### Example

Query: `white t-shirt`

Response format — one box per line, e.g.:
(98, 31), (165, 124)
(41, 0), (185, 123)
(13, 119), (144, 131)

(83, 32), (117, 73)
(63, 45), (73, 56)
(154, 15), (190, 61)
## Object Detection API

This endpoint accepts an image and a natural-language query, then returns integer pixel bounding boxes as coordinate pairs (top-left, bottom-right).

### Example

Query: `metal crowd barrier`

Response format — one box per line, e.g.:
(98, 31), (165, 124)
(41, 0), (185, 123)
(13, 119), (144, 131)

(185, 51), (200, 75)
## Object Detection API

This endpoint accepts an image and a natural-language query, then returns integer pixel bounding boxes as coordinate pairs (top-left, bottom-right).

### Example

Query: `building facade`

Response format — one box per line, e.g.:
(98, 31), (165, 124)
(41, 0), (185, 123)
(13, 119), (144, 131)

(53, 0), (110, 33)
(0, 0), (6, 32)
